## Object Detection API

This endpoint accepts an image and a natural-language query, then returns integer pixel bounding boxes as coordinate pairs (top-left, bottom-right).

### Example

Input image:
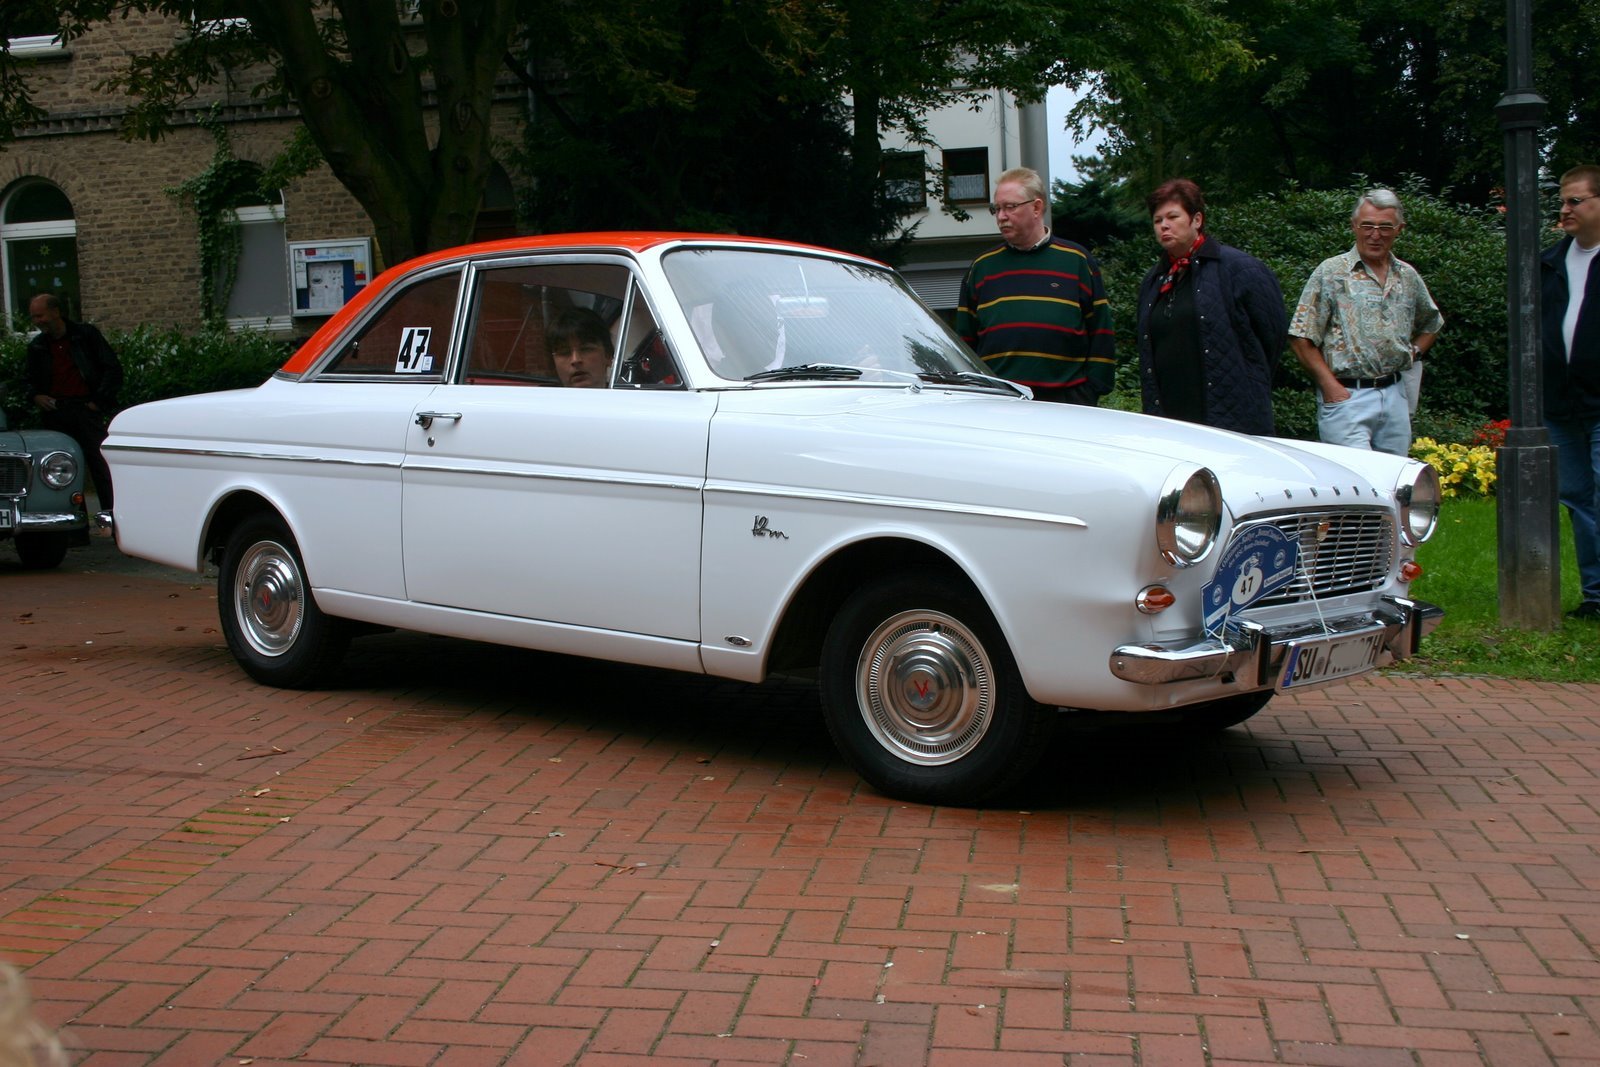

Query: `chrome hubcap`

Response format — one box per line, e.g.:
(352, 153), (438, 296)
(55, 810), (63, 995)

(233, 540), (304, 658)
(857, 609), (993, 765)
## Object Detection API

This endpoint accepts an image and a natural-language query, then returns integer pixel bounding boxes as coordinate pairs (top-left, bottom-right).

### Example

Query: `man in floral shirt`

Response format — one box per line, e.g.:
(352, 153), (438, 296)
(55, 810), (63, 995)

(1289, 189), (1443, 455)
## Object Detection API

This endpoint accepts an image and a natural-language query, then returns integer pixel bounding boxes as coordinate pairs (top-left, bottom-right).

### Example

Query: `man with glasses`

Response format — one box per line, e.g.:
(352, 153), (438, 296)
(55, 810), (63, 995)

(1288, 188), (1442, 454)
(955, 167), (1114, 404)
(1542, 164), (1600, 620)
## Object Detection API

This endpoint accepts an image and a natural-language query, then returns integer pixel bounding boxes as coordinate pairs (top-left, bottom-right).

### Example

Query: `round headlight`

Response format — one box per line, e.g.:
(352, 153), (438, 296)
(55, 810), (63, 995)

(1397, 462), (1439, 546)
(40, 450), (78, 490)
(1156, 466), (1222, 567)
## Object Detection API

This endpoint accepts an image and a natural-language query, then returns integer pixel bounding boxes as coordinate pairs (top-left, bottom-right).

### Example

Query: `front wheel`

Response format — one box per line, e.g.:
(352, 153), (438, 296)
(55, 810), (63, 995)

(820, 571), (1052, 805)
(14, 532), (68, 569)
(218, 515), (349, 687)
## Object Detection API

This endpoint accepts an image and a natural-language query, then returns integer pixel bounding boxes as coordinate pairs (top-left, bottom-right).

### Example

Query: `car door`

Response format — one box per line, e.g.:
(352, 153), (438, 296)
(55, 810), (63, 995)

(401, 257), (713, 641)
(274, 262), (463, 600)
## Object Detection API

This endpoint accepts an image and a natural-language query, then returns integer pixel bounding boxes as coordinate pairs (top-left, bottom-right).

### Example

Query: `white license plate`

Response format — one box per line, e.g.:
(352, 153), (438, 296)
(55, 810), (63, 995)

(0, 506), (11, 530)
(1278, 630), (1385, 690)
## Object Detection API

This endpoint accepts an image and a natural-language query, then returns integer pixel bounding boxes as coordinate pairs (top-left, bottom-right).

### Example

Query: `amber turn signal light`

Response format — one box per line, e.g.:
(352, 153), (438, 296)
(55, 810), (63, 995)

(1135, 585), (1176, 614)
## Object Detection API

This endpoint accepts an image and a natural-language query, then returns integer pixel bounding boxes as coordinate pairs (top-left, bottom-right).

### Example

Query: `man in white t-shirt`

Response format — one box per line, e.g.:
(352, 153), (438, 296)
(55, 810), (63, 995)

(1542, 164), (1600, 619)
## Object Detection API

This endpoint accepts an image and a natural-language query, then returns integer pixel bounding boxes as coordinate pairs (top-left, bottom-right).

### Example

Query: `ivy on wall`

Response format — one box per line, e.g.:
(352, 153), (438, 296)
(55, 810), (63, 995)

(167, 112), (322, 322)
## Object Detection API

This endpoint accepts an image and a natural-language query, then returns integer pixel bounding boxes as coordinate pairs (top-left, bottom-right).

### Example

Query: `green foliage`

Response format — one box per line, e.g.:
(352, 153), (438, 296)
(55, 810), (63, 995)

(1050, 174), (1146, 251)
(1096, 181), (1512, 433)
(510, 0), (1252, 255)
(0, 324), (290, 427)
(167, 114), (262, 321)
(1081, 0), (1600, 205)
(514, 0), (890, 251)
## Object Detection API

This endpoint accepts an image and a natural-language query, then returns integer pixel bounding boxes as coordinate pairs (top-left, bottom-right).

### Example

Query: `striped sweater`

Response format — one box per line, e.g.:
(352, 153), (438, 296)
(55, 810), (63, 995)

(955, 236), (1116, 397)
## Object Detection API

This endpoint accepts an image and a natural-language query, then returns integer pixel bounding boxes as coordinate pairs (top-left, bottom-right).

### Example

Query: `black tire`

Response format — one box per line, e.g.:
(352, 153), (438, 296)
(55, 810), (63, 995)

(819, 570), (1052, 805)
(14, 532), (68, 569)
(218, 514), (350, 687)
(1173, 691), (1274, 734)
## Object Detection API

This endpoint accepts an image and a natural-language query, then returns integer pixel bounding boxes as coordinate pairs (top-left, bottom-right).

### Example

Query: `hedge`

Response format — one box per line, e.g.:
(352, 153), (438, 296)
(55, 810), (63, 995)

(0, 324), (292, 427)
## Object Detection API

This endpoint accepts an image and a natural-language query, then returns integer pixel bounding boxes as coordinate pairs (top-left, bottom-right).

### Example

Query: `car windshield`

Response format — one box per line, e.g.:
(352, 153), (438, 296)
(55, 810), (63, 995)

(663, 247), (990, 385)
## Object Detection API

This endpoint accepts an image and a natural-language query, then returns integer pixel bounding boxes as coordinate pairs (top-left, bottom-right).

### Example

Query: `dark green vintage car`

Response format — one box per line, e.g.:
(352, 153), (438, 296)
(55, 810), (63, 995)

(0, 404), (90, 569)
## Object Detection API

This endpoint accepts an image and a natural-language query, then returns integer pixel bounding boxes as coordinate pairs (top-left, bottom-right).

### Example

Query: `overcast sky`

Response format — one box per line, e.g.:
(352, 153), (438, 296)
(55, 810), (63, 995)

(1047, 84), (1105, 184)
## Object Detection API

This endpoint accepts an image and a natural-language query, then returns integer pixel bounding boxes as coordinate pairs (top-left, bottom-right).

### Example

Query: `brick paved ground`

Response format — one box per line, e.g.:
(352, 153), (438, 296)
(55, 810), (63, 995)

(3, 538), (1598, 1065)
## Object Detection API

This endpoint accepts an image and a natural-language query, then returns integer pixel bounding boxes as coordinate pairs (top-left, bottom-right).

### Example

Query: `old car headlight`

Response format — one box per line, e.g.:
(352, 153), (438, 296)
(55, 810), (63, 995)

(1396, 463), (1440, 546)
(1156, 466), (1221, 567)
(39, 450), (78, 490)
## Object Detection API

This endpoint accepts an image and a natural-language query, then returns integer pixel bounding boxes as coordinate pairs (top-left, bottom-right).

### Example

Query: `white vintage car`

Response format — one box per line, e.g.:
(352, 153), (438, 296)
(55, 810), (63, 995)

(104, 234), (1441, 804)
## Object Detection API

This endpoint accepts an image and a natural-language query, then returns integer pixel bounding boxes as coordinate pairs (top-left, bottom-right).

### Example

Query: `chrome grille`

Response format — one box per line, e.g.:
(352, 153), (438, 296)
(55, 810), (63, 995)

(0, 454), (28, 496)
(1232, 508), (1395, 606)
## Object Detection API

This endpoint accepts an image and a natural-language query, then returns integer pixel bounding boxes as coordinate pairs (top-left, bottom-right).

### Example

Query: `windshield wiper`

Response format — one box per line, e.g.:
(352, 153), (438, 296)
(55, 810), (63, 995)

(915, 370), (1029, 397)
(744, 363), (864, 382)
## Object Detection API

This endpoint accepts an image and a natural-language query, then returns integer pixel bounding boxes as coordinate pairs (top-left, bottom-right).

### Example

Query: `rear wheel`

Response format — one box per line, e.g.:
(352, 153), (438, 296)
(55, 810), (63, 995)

(820, 570), (1052, 805)
(14, 532), (68, 569)
(218, 515), (349, 687)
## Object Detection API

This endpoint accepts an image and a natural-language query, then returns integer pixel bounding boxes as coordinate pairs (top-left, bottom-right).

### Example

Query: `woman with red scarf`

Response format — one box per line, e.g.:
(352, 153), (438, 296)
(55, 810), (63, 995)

(1135, 179), (1287, 434)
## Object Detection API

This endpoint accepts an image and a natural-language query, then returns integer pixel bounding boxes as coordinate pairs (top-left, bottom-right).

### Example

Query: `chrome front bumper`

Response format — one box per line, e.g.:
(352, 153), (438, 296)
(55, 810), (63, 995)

(1109, 596), (1444, 688)
(3, 509), (88, 535)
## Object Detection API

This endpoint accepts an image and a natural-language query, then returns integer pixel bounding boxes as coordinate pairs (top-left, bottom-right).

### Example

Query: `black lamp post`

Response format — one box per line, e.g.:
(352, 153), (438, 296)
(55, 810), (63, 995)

(1494, 0), (1560, 629)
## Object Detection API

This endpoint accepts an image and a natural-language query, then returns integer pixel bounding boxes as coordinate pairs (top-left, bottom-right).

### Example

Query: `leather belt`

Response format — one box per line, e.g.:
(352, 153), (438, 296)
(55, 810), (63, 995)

(1334, 371), (1400, 390)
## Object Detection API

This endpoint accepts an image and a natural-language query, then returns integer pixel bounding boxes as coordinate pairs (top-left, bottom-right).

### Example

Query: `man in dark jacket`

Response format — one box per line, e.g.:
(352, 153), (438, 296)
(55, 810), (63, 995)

(1136, 178), (1287, 434)
(26, 293), (123, 509)
(1542, 164), (1600, 620)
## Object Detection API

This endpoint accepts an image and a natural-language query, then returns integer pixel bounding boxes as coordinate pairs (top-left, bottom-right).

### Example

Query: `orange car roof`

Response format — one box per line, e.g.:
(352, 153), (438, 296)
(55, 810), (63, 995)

(277, 231), (847, 376)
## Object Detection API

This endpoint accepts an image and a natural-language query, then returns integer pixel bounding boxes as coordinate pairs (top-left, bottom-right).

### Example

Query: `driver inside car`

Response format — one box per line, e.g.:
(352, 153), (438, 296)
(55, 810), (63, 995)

(547, 307), (614, 388)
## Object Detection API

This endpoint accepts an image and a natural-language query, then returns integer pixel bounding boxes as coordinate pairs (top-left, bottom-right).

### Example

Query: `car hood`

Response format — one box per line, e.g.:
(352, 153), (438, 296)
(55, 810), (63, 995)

(717, 387), (1417, 514)
(0, 426), (79, 455)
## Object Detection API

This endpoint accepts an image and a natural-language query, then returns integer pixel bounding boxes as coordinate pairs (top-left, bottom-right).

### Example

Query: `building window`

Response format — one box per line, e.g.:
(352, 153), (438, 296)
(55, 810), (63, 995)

(188, 4), (250, 38)
(1, 180), (79, 328)
(222, 200), (291, 329)
(5, 9), (63, 56)
(943, 148), (989, 205)
(880, 151), (926, 212)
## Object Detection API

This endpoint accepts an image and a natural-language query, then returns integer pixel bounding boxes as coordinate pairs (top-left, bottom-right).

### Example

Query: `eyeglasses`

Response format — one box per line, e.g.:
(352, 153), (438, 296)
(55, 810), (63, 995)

(987, 198), (1038, 216)
(1562, 194), (1598, 208)
(1356, 222), (1399, 235)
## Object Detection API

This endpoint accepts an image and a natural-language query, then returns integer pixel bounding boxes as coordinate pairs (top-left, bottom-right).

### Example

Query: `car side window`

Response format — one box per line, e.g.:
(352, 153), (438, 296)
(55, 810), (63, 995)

(319, 270), (460, 378)
(460, 263), (679, 390)
(616, 280), (681, 389)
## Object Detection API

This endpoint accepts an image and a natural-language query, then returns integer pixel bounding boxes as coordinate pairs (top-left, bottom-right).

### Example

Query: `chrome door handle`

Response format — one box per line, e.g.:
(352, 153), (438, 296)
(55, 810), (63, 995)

(414, 411), (462, 429)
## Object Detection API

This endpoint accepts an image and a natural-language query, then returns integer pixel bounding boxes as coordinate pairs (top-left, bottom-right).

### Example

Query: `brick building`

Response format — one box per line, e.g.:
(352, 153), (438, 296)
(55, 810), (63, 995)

(2, 9), (522, 338)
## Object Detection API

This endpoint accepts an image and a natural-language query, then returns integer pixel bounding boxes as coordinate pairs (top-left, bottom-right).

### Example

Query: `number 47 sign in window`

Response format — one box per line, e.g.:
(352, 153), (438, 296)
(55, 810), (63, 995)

(395, 327), (433, 373)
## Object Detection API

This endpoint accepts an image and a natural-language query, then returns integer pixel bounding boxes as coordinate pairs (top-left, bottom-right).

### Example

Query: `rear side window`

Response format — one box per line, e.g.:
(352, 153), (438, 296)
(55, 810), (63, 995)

(319, 269), (460, 378)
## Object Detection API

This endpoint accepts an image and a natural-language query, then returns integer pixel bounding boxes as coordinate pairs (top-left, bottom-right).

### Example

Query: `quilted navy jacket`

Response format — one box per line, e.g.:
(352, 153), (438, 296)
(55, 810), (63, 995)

(1136, 238), (1288, 435)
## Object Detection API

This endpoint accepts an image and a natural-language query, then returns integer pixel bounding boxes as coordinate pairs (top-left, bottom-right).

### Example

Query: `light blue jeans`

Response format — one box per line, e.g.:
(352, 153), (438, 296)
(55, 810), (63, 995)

(1546, 415), (1600, 603)
(1317, 381), (1411, 456)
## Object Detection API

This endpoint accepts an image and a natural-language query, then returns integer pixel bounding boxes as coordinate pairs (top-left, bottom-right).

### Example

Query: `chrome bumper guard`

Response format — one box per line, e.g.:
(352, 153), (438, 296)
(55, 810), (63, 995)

(5, 509), (88, 535)
(1109, 596), (1444, 687)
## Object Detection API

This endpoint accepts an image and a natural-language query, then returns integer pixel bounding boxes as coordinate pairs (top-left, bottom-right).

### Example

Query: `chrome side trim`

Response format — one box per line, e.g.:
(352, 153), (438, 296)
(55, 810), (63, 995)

(403, 462), (700, 493)
(705, 481), (1088, 529)
(99, 442), (403, 469)
(99, 442), (699, 493)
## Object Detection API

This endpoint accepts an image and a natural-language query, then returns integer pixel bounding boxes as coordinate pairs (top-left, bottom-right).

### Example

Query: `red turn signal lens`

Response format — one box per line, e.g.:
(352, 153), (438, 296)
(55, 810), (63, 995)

(1399, 560), (1423, 582)
(72, 492), (85, 506)
(1136, 585), (1176, 614)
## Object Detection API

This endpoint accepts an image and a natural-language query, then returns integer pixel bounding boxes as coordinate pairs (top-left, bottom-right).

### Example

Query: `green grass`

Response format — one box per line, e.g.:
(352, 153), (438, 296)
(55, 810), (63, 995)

(1403, 495), (1600, 681)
